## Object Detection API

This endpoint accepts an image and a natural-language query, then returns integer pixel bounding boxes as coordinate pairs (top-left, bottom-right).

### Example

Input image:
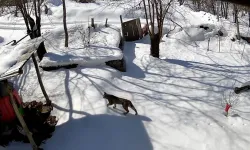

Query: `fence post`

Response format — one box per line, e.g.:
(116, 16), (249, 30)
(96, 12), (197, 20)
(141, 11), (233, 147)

(91, 18), (95, 29)
(105, 18), (108, 27)
(120, 15), (125, 40)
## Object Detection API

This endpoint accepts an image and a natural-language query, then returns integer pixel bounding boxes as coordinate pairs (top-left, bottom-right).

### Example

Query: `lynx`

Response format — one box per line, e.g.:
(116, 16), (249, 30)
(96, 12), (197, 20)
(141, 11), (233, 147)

(103, 92), (138, 115)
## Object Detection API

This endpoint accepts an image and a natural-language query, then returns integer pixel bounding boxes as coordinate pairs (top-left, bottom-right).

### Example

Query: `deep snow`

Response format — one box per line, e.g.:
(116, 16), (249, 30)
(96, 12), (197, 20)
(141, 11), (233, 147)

(0, 0), (250, 150)
(39, 24), (123, 68)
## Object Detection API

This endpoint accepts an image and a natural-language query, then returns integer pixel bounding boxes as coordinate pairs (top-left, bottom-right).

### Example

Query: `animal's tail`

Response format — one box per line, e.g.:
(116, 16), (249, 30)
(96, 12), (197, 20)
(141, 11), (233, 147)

(130, 102), (138, 115)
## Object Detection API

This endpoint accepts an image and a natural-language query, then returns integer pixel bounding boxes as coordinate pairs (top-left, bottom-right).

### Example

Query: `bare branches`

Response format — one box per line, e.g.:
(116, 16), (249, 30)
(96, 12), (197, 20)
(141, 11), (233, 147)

(141, 0), (174, 58)
(169, 17), (183, 30)
(142, 0), (152, 35)
(166, 25), (176, 37)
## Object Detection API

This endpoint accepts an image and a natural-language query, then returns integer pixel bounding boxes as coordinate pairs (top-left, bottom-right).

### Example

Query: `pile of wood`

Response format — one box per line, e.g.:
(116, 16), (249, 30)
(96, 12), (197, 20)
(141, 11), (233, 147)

(0, 100), (57, 147)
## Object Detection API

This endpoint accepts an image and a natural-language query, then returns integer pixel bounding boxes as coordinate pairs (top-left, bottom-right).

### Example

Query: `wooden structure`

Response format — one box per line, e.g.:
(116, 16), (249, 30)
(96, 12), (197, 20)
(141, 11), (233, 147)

(120, 16), (143, 41)
(0, 41), (50, 150)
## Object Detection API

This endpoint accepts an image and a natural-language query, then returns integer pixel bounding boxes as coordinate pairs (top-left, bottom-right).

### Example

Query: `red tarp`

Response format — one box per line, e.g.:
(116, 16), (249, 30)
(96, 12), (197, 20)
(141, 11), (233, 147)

(0, 90), (22, 122)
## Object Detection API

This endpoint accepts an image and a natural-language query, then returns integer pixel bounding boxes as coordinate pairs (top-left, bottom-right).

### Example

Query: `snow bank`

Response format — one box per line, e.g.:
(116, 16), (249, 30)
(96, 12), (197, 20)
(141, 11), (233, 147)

(40, 45), (122, 67)
(171, 24), (227, 42)
(39, 24), (123, 68)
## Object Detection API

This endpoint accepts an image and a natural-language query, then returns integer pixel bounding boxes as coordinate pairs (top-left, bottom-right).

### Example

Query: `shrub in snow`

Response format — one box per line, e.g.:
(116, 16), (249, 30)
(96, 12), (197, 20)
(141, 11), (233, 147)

(171, 23), (227, 42)
(39, 24), (123, 69)
(185, 28), (205, 41)
(173, 27), (205, 42)
(222, 91), (239, 117)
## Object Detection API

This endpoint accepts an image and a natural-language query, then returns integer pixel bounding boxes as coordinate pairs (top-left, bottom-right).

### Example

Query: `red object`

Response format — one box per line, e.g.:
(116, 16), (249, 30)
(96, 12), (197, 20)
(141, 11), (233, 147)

(0, 90), (22, 122)
(225, 103), (231, 113)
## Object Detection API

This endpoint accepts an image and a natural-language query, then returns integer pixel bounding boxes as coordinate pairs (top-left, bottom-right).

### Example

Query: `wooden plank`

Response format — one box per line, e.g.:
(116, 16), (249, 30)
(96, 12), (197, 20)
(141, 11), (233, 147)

(121, 18), (142, 41)
(0, 50), (35, 81)
(0, 72), (21, 81)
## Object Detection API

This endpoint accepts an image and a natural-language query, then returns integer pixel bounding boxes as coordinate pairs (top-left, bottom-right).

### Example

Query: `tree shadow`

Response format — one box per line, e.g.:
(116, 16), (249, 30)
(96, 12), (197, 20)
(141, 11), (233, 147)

(11, 60), (32, 99)
(122, 36), (150, 79)
(43, 114), (152, 150)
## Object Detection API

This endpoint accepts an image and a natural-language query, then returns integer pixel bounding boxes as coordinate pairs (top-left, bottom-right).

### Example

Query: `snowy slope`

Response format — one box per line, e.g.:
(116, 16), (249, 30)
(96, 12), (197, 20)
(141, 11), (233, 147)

(0, 0), (250, 150)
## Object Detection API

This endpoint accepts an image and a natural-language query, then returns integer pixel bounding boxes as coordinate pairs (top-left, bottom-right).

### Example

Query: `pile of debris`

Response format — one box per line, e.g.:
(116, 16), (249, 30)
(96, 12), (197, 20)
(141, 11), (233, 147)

(0, 81), (57, 148)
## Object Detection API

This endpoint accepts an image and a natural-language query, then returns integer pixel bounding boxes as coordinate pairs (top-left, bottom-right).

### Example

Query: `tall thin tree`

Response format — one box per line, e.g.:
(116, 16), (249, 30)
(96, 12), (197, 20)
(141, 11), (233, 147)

(142, 0), (173, 58)
(62, 0), (69, 47)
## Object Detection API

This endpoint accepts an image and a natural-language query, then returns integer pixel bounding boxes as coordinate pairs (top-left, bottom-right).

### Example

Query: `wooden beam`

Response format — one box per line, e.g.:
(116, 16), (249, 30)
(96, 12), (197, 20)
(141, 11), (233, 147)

(105, 18), (108, 27)
(91, 18), (95, 29)
(218, 0), (250, 7)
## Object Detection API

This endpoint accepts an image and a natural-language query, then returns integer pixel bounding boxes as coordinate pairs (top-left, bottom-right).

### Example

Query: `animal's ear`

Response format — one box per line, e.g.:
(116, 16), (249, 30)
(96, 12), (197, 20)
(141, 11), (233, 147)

(104, 92), (106, 95)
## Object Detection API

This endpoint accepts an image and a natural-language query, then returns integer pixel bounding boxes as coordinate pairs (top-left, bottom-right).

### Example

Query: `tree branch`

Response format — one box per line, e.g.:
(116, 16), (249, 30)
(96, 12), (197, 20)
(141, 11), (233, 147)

(143, 0), (152, 36)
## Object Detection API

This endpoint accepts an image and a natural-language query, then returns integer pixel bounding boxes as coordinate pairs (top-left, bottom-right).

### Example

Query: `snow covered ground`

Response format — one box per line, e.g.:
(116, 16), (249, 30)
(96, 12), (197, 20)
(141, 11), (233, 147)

(0, 0), (250, 150)
(40, 24), (123, 68)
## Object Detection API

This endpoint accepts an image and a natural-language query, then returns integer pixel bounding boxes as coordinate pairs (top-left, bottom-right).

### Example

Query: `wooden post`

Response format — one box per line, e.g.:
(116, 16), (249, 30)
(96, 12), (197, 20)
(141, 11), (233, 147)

(91, 18), (95, 29)
(120, 15), (125, 40)
(219, 36), (221, 52)
(105, 18), (108, 27)
(207, 38), (210, 51)
(217, 1), (220, 21)
(5, 82), (38, 150)
(32, 54), (51, 105)
(120, 15), (123, 25)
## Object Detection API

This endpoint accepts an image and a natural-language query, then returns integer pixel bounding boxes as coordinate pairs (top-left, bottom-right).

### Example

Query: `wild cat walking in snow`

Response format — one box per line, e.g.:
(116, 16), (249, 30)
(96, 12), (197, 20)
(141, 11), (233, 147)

(103, 92), (138, 115)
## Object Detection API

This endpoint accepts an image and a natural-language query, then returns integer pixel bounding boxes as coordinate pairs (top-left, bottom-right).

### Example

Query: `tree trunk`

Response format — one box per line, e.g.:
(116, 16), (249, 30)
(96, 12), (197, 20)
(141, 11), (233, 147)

(150, 33), (160, 58)
(236, 10), (240, 40)
(32, 54), (51, 105)
(233, 5), (240, 40)
(14, 6), (18, 17)
(216, 1), (219, 21)
(233, 5), (237, 23)
(225, 2), (228, 19)
(248, 12), (250, 27)
(62, 0), (68, 47)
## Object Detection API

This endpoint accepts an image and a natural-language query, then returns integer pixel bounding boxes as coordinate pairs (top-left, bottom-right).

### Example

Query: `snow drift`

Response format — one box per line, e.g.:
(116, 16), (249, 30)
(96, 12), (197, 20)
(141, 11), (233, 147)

(39, 24), (123, 68)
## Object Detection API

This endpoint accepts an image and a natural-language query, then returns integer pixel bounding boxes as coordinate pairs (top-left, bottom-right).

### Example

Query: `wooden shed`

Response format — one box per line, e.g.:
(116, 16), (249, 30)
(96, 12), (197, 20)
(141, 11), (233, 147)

(121, 17), (143, 41)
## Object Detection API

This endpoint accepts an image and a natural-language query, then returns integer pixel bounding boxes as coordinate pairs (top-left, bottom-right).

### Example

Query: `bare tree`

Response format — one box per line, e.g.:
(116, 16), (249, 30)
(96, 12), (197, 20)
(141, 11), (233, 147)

(233, 4), (240, 39)
(142, 0), (173, 58)
(9, 0), (42, 39)
(62, 0), (68, 47)
(221, 1), (229, 19)
(0, 0), (51, 105)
